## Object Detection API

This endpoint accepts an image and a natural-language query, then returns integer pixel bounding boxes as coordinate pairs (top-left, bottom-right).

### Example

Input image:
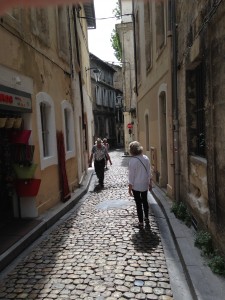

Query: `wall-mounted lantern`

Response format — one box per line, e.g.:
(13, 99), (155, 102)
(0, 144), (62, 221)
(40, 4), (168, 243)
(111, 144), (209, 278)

(85, 67), (101, 82)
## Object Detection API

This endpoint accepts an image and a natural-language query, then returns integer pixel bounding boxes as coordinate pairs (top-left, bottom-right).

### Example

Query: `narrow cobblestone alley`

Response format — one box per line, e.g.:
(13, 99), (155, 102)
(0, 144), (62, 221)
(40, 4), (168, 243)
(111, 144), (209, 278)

(0, 150), (175, 300)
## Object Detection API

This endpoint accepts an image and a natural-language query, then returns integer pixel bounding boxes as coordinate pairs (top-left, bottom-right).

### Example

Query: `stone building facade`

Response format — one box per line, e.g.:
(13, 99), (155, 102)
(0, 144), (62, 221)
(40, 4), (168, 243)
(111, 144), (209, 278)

(116, 0), (137, 154)
(90, 53), (117, 146)
(112, 64), (124, 148)
(176, 0), (225, 253)
(0, 3), (95, 220)
(131, 0), (174, 198)
(118, 0), (225, 255)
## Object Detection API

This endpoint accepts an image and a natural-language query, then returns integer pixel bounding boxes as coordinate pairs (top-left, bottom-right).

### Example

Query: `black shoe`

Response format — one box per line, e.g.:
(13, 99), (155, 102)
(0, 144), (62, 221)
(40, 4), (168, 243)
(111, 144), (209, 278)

(144, 218), (149, 224)
(97, 183), (104, 188)
(133, 223), (144, 229)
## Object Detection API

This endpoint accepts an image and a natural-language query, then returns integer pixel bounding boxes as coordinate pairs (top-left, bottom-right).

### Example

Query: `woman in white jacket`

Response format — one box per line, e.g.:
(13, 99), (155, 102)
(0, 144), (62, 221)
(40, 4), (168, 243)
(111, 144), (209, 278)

(128, 141), (152, 229)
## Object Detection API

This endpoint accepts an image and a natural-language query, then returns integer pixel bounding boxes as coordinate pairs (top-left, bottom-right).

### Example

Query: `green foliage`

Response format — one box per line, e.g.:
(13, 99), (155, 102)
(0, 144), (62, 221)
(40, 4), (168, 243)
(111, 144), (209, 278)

(195, 231), (225, 275)
(208, 253), (225, 275)
(171, 204), (225, 276)
(194, 230), (213, 255)
(171, 202), (179, 214)
(112, 1), (121, 20)
(110, 1), (122, 62)
(110, 29), (122, 62)
(171, 201), (191, 227)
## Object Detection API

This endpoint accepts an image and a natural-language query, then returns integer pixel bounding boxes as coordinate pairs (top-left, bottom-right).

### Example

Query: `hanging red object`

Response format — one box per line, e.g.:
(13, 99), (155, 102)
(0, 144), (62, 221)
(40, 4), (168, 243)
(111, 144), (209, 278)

(15, 179), (41, 197)
(127, 123), (133, 129)
(10, 130), (31, 144)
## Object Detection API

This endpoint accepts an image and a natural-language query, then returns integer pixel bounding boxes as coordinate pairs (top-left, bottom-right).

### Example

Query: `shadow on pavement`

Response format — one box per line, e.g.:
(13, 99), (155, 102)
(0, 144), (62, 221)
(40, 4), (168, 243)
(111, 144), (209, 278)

(120, 156), (130, 167)
(131, 229), (160, 254)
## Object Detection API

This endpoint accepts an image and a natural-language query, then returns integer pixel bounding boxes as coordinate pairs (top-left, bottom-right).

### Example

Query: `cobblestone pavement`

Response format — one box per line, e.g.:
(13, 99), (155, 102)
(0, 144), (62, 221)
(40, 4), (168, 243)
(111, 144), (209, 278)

(0, 150), (173, 300)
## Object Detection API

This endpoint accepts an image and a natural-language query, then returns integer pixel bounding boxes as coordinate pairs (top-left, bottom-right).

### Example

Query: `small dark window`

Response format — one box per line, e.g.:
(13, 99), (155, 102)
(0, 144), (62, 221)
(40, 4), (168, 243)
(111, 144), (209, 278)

(186, 63), (205, 157)
(40, 102), (49, 157)
(195, 65), (205, 156)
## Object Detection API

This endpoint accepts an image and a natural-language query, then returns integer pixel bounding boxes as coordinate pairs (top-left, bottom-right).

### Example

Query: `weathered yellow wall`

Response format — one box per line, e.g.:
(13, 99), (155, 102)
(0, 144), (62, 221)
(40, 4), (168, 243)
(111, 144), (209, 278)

(0, 7), (79, 215)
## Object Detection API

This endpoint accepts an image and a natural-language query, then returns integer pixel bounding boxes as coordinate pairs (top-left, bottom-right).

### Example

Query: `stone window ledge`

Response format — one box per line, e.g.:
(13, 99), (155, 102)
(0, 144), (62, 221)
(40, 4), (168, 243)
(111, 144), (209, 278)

(189, 155), (207, 166)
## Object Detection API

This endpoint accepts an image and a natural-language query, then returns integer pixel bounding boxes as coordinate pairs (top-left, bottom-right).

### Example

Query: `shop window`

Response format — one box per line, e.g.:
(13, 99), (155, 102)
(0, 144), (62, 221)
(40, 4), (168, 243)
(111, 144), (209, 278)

(61, 100), (75, 159)
(186, 63), (205, 157)
(36, 92), (57, 170)
(40, 102), (49, 157)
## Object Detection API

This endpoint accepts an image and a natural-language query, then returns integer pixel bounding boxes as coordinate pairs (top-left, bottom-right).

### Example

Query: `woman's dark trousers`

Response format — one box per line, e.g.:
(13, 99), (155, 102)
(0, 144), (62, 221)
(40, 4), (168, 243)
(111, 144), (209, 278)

(94, 159), (105, 186)
(132, 190), (149, 223)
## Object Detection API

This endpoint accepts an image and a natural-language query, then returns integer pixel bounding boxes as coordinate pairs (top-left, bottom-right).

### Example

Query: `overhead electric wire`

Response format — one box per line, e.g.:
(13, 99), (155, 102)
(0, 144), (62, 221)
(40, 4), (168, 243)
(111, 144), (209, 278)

(78, 13), (133, 21)
(178, 0), (223, 67)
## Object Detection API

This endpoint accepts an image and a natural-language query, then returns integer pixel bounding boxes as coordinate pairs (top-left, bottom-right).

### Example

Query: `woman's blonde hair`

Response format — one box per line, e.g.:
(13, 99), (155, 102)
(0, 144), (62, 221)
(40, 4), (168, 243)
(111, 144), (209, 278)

(96, 138), (102, 144)
(129, 141), (143, 156)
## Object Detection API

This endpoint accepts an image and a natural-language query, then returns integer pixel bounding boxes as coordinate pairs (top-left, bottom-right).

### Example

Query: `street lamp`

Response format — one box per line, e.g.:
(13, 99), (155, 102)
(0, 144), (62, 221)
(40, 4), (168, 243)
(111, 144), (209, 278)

(85, 67), (101, 82)
(115, 95), (123, 108)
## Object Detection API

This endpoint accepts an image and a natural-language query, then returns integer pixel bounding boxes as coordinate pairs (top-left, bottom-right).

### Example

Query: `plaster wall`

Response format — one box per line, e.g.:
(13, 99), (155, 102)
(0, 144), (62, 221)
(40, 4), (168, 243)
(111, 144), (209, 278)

(0, 7), (81, 216)
(133, 0), (174, 197)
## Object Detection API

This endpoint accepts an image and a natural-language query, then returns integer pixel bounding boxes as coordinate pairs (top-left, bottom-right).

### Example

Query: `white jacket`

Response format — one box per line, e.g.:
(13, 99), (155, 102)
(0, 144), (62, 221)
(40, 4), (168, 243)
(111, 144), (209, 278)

(128, 154), (151, 192)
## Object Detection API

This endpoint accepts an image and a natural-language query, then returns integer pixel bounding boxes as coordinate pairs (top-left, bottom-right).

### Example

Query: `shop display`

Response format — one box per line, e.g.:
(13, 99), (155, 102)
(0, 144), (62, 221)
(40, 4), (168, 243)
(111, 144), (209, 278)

(13, 164), (37, 179)
(10, 129), (31, 144)
(11, 144), (35, 165)
(9, 128), (41, 198)
(5, 117), (15, 129)
(0, 130), (14, 219)
(15, 179), (41, 197)
(13, 117), (22, 129)
(0, 117), (7, 128)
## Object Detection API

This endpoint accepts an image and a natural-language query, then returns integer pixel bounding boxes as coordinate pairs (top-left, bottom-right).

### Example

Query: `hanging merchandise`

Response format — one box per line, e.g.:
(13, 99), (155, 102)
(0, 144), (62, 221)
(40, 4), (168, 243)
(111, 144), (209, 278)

(0, 117), (7, 128)
(9, 129), (31, 144)
(13, 164), (37, 179)
(0, 130), (15, 219)
(15, 179), (41, 197)
(9, 128), (42, 200)
(5, 117), (15, 129)
(13, 117), (22, 129)
(11, 144), (35, 166)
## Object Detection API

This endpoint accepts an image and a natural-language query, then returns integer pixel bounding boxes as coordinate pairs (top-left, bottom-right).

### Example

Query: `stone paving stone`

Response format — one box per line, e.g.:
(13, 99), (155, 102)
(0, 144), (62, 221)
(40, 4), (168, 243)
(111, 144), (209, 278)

(0, 151), (174, 299)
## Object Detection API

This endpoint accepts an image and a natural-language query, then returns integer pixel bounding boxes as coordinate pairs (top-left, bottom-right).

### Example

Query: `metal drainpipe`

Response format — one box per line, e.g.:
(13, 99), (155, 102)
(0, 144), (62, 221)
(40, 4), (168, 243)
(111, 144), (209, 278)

(172, 0), (180, 202)
(73, 6), (85, 131)
(67, 7), (74, 78)
(131, 1), (137, 97)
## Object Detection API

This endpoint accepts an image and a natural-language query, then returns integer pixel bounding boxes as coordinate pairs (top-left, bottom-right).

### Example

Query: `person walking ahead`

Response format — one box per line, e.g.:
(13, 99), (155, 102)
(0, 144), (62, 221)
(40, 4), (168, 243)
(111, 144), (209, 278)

(103, 138), (111, 169)
(128, 141), (152, 229)
(89, 138), (112, 188)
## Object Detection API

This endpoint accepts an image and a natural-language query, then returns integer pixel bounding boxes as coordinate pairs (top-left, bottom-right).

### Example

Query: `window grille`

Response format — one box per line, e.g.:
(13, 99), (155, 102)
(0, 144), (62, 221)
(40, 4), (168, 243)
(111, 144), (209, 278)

(64, 109), (70, 151)
(40, 102), (49, 157)
(186, 63), (205, 157)
(195, 64), (205, 156)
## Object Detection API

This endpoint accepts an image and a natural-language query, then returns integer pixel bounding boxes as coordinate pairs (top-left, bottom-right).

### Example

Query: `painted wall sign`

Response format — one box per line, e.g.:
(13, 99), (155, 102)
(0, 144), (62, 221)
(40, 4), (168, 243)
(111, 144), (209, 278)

(0, 84), (32, 112)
